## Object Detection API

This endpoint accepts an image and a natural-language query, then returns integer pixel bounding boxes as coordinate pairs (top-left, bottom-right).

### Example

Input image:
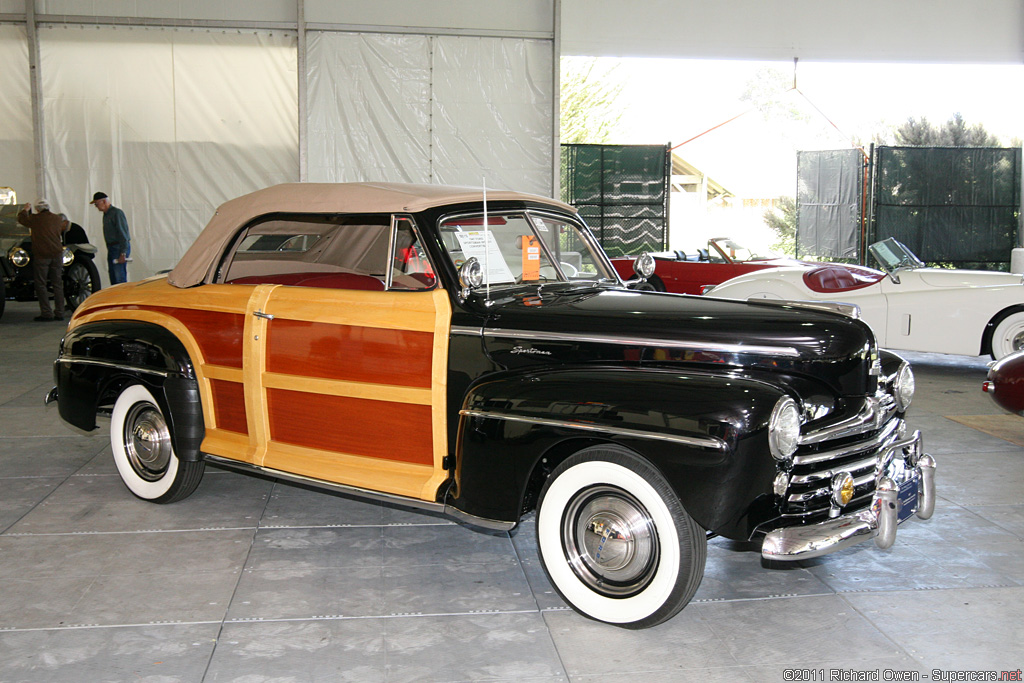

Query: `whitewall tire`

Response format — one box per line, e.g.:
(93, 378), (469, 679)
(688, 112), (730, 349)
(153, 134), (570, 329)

(110, 384), (204, 503)
(536, 445), (706, 629)
(991, 312), (1024, 360)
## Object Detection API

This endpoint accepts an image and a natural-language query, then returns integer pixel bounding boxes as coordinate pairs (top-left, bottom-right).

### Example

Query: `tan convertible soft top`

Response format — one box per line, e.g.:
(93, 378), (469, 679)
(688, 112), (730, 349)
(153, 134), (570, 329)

(168, 182), (574, 288)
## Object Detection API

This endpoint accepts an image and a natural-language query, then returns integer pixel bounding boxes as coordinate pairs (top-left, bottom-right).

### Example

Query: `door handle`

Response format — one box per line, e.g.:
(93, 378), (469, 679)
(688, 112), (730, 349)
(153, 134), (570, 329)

(253, 310), (275, 320)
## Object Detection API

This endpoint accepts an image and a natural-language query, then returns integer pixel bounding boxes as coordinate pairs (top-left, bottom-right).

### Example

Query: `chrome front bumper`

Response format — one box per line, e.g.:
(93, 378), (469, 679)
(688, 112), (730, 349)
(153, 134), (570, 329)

(762, 433), (936, 561)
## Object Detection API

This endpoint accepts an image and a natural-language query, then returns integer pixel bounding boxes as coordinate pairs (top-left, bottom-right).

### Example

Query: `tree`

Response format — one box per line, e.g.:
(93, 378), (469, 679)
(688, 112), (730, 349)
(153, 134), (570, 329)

(893, 113), (1002, 147)
(560, 58), (624, 144)
(763, 196), (797, 255)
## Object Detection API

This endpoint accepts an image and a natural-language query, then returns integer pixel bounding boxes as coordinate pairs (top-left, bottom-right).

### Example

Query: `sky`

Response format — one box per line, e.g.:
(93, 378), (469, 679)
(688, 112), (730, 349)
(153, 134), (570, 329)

(577, 57), (1024, 198)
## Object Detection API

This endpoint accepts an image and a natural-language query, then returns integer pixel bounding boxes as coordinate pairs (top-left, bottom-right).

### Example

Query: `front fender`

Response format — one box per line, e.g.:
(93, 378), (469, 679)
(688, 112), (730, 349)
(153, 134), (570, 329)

(55, 320), (204, 461)
(448, 366), (787, 537)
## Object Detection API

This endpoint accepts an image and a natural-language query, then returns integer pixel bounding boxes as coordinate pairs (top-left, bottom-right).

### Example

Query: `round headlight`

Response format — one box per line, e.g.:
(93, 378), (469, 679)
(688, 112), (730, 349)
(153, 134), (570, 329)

(768, 396), (801, 461)
(9, 247), (29, 267)
(61, 247), (74, 267)
(894, 362), (915, 411)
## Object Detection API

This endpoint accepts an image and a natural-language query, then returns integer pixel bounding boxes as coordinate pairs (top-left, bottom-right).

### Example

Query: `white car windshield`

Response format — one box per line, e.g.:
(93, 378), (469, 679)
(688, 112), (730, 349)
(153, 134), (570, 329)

(869, 237), (925, 273)
(438, 212), (616, 286)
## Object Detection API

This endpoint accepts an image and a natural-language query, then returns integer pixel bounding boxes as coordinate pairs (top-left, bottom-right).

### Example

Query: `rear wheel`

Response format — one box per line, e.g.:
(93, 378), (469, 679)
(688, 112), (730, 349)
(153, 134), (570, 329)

(536, 445), (706, 628)
(110, 384), (204, 503)
(991, 311), (1024, 360)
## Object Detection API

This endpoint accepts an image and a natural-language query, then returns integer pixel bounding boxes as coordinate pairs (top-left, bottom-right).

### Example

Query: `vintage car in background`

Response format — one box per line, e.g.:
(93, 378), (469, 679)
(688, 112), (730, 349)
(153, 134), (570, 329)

(706, 237), (1024, 360)
(611, 237), (797, 294)
(983, 350), (1024, 415)
(51, 183), (935, 628)
(0, 196), (102, 320)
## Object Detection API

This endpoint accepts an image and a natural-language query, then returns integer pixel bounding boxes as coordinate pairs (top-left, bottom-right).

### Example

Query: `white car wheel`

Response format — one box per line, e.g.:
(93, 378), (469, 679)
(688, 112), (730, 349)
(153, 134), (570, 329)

(991, 312), (1024, 360)
(536, 446), (706, 628)
(110, 384), (204, 503)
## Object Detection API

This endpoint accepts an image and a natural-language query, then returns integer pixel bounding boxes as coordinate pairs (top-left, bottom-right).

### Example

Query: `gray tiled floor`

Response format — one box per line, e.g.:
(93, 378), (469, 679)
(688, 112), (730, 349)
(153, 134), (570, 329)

(2, 300), (1023, 682)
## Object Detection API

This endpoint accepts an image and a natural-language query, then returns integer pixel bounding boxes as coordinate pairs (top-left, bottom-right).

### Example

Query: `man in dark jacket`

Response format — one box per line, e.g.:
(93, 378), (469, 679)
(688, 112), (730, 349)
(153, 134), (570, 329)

(90, 191), (131, 285)
(17, 199), (67, 321)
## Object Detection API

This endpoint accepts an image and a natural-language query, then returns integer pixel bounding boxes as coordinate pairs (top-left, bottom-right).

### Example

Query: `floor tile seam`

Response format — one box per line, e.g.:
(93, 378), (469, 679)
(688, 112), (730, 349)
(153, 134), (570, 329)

(2, 526), (259, 537)
(255, 521), (457, 530)
(201, 483), (276, 682)
(0, 619), (223, 634)
(0, 434), (92, 439)
(692, 590), (837, 605)
(225, 608), (549, 625)
(241, 558), (523, 571)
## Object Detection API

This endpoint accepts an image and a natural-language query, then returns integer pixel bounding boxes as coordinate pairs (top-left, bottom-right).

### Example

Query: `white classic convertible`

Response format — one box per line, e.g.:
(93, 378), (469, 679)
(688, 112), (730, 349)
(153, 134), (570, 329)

(706, 238), (1024, 360)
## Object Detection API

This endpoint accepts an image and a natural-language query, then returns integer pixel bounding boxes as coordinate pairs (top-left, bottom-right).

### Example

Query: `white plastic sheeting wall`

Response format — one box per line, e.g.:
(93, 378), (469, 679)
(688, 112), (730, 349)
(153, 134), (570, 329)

(39, 26), (299, 284)
(0, 25), (34, 203)
(306, 32), (552, 195)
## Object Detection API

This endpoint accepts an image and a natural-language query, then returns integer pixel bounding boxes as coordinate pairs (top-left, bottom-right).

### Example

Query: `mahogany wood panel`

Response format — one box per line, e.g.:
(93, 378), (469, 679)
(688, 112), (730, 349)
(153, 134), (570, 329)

(210, 379), (248, 434)
(147, 306), (245, 368)
(267, 388), (433, 465)
(266, 320), (433, 388)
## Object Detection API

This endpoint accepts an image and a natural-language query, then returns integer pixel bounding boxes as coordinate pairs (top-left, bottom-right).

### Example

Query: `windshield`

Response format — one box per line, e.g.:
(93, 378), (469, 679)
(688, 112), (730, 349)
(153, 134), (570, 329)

(868, 237), (925, 273)
(438, 211), (616, 286)
(708, 237), (777, 263)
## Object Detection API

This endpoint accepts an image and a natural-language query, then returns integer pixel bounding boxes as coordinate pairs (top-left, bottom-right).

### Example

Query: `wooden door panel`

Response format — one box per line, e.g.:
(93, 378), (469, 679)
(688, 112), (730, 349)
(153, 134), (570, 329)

(253, 287), (451, 501)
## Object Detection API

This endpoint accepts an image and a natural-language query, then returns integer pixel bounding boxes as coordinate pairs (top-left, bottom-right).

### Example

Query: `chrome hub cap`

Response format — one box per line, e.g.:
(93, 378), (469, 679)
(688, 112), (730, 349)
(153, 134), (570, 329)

(562, 486), (659, 597)
(124, 403), (172, 481)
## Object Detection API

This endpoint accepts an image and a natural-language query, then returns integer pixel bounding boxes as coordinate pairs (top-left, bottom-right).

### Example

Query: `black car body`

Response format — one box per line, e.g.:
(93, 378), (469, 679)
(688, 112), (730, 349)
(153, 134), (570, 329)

(50, 183), (936, 628)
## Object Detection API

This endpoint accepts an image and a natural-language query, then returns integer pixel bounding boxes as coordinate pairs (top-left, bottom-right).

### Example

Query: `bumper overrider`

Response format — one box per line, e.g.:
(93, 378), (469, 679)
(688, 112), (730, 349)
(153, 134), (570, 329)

(762, 430), (935, 560)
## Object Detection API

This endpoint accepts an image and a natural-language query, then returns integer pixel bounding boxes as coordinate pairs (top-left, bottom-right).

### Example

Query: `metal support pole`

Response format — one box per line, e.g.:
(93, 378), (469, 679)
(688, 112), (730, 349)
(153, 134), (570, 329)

(551, 0), (561, 199)
(297, 0), (308, 182)
(26, 0), (47, 199)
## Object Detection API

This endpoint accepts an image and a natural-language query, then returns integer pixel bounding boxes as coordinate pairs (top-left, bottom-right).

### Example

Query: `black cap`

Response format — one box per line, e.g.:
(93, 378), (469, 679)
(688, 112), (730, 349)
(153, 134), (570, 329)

(90, 192), (108, 204)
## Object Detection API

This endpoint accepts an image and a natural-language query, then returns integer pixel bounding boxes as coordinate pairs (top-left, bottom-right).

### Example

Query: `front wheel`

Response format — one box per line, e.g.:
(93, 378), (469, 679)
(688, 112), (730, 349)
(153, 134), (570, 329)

(110, 384), (204, 503)
(991, 311), (1024, 360)
(64, 258), (101, 312)
(536, 445), (706, 628)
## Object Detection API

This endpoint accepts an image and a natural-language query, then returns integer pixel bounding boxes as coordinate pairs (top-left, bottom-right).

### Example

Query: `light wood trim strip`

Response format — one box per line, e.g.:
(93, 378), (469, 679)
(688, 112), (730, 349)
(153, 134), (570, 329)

(264, 440), (436, 499)
(262, 372), (431, 405)
(265, 287), (437, 331)
(244, 284), (278, 466)
(423, 288), (453, 499)
(202, 364), (244, 383)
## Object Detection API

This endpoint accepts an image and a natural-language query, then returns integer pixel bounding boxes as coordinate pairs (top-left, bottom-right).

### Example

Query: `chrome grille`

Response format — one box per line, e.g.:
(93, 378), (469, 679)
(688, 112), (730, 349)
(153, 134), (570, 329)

(782, 411), (902, 521)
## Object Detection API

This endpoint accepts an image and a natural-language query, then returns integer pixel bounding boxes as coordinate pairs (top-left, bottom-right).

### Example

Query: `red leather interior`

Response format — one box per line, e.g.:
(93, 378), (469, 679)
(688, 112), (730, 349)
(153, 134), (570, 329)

(228, 272), (386, 291)
(802, 265), (884, 293)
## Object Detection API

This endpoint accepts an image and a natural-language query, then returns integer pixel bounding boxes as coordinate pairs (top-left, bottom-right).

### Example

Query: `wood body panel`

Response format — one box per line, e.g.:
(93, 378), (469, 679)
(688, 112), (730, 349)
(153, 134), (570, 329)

(267, 388), (433, 465)
(266, 320), (433, 388)
(210, 379), (247, 434)
(68, 278), (453, 502)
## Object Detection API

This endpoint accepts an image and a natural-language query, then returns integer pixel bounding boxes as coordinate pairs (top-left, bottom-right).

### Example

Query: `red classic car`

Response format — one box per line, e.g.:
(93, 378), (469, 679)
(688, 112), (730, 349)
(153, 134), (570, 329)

(611, 237), (797, 295)
(983, 350), (1024, 415)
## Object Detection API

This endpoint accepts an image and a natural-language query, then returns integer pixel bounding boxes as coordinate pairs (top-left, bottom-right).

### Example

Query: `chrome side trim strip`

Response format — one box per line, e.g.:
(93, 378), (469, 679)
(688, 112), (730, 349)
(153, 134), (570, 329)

(748, 298), (861, 320)
(459, 409), (728, 451)
(201, 454), (515, 532)
(54, 356), (172, 378)
(450, 325), (483, 336)
(482, 327), (801, 358)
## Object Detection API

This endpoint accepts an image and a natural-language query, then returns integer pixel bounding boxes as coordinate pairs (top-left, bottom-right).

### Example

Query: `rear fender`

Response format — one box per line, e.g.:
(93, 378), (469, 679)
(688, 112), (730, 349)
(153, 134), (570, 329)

(448, 366), (786, 535)
(55, 320), (204, 461)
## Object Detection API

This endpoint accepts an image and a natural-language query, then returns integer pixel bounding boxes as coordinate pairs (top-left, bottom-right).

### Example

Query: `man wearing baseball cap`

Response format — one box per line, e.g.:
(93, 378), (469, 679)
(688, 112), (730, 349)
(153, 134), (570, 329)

(90, 191), (131, 284)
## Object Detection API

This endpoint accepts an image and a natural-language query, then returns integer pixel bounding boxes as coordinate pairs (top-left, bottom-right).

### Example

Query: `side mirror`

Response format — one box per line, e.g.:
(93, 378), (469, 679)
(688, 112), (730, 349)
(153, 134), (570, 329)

(633, 252), (655, 280)
(458, 257), (484, 296)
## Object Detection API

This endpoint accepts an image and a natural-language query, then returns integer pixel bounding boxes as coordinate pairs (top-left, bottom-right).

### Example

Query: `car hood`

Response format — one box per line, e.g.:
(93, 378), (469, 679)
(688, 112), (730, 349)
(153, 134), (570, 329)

(913, 267), (1023, 288)
(475, 286), (875, 398)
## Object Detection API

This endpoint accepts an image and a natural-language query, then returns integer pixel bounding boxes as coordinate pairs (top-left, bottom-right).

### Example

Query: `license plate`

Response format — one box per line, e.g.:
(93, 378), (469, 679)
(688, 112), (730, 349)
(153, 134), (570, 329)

(897, 475), (919, 523)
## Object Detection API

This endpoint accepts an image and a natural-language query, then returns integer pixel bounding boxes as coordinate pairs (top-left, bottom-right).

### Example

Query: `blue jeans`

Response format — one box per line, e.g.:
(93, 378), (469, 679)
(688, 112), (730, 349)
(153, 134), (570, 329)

(107, 244), (130, 284)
